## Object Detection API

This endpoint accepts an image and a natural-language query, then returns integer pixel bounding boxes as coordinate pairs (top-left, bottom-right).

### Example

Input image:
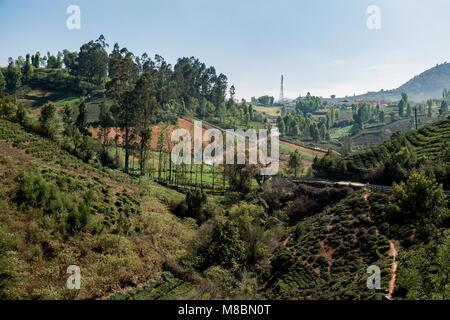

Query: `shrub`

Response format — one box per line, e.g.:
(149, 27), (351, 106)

(389, 169), (448, 241)
(271, 246), (295, 276)
(196, 221), (246, 271)
(186, 190), (207, 219)
(39, 102), (61, 139)
(15, 171), (93, 234)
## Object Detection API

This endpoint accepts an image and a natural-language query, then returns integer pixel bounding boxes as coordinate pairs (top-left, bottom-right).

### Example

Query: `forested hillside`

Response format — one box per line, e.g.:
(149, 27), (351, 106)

(348, 62), (450, 102)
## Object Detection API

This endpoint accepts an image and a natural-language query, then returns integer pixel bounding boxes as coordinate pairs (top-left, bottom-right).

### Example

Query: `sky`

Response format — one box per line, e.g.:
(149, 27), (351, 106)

(1, 0), (449, 100)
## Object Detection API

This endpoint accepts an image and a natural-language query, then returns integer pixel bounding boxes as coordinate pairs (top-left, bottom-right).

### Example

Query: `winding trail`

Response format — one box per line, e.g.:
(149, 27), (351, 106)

(386, 240), (398, 300)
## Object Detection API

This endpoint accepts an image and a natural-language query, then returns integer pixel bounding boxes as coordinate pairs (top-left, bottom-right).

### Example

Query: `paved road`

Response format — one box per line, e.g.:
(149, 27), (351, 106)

(290, 177), (450, 195)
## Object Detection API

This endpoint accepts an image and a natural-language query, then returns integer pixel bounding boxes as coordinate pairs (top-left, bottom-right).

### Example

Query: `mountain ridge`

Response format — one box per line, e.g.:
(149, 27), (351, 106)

(336, 62), (450, 102)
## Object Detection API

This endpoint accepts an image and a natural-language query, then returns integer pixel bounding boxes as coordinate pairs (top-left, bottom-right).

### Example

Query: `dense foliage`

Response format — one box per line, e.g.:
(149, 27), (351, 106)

(0, 36), (449, 301)
(313, 116), (450, 188)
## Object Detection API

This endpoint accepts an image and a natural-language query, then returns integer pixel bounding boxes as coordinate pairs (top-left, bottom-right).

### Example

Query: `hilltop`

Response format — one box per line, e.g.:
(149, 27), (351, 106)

(339, 62), (450, 102)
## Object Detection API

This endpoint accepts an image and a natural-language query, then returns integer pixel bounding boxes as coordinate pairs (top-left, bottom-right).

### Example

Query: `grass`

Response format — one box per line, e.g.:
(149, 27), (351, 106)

(254, 106), (283, 117)
(331, 125), (353, 139)
(52, 94), (82, 107)
(107, 147), (232, 191)
(280, 143), (316, 161)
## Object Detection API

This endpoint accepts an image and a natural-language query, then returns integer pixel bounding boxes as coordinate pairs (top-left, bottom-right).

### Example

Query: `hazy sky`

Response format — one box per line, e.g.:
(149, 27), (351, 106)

(1, 0), (449, 100)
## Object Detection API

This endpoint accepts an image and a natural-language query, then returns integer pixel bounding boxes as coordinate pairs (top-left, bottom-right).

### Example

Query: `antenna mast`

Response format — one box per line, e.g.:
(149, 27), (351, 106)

(279, 75), (284, 103)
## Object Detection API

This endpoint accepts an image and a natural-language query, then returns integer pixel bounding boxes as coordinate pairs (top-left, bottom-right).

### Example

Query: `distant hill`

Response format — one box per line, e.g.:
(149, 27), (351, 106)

(339, 62), (450, 102)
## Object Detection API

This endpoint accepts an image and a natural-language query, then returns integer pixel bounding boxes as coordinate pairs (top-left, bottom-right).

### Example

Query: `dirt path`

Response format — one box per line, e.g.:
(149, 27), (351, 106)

(362, 189), (371, 200)
(386, 240), (398, 300)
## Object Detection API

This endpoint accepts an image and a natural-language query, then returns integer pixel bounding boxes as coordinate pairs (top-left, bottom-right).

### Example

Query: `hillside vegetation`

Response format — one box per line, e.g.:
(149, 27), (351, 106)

(314, 116), (450, 188)
(347, 62), (450, 101)
(0, 118), (193, 299)
(0, 36), (449, 301)
(0, 109), (448, 300)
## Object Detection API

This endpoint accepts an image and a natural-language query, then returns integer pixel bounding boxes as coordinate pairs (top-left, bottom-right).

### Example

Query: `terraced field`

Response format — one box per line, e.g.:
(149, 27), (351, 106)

(263, 190), (393, 300)
(407, 116), (450, 158)
(341, 116), (450, 169)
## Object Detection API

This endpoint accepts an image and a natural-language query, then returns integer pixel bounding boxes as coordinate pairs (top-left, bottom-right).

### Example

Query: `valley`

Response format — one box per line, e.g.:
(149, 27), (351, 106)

(0, 33), (448, 302)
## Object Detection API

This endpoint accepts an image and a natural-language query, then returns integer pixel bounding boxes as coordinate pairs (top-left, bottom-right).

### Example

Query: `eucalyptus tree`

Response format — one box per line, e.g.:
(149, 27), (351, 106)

(440, 100), (448, 116)
(398, 92), (409, 118)
(77, 35), (109, 84)
(39, 102), (60, 139)
(427, 99), (433, 118)
(157, 122), (167, 181)
(288, 150), (304, 177)
(62, 49), (78, 75)
(0, 71), (5, 95)
(31, 52), (40, 68)
(98, 101), (113, 156)
(5, 60), (22, 93)
(75, 101), (88, 135)
(132, 72), (159, 176)
(106, 56), (139, 173)
(21, 54), (33, 84)
(62, 104), (73, 125)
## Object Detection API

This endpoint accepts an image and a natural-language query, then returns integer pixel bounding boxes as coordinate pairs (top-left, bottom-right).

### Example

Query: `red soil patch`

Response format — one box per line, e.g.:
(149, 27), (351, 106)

(91, 118), (318, 168)
(90, 118), (207, 150)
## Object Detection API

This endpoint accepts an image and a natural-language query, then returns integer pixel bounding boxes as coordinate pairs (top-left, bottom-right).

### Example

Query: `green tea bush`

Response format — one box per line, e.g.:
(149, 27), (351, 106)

(15, 170), (94, 235)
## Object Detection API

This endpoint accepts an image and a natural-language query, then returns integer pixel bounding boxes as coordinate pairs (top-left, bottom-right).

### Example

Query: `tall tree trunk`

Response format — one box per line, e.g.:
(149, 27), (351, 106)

(212, 163), (215, 191)
(152, 149), (155, 179)
(163, 155), (167, 182)
(190, 155), (193, 189)
(200, 162), (203, 192)
(169, 152), (172, 183)
(223, 168), (226, 192)
(183, 164), (186, 190)
(158, 149), (162, 181)
(124, 127), (130, 173)
(115, 137), (119, 168)
(195, 163), (198, 190)
(140, 145), (144, 176)
(102, 128), (109, 155)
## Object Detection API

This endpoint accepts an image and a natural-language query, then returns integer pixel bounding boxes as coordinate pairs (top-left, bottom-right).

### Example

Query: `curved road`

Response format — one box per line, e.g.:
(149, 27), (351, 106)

(290, 177), (450, 195)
